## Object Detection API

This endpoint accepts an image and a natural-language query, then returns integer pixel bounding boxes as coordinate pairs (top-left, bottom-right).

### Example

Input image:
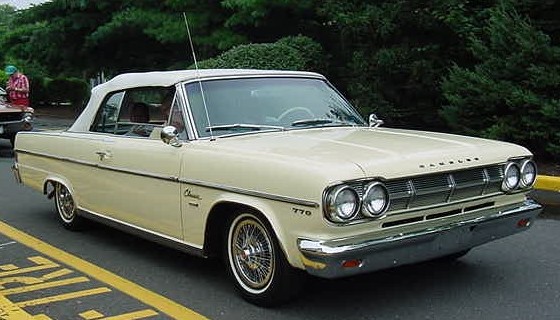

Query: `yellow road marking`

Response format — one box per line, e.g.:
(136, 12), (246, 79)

(535, 175), (560, 192)
(40, 268), (73, 280)
(0, 264), (19, 271)
(0, 293), (35, 320)
(0, 220), (207, 319)
(79, 309), (105, 319)
(16, 287), (112, 307)
(89, 309), (158, 320)
(0, 257), (58, 278)
(0, 276), (90, 295)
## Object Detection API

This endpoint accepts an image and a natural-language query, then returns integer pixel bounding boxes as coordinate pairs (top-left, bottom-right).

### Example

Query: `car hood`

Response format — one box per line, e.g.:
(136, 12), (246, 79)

(0, 101), (34, 113)
(209, 127), (532, 180)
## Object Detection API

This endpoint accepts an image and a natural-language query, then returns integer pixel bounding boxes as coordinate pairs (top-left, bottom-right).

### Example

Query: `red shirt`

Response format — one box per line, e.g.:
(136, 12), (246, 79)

(7, 73), (30, 104)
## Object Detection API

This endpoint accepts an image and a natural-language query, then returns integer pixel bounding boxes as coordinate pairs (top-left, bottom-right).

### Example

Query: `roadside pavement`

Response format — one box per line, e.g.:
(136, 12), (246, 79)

(33, 105), (77, 131)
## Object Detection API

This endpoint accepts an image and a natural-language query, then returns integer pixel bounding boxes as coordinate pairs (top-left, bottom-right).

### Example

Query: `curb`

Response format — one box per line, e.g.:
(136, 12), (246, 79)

(532, 175), (560, 215)
(535, 175), (560, 192)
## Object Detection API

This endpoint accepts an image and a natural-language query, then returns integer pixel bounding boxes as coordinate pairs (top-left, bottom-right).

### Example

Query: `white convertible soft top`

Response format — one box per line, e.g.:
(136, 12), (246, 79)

(69, 69), (324, 132)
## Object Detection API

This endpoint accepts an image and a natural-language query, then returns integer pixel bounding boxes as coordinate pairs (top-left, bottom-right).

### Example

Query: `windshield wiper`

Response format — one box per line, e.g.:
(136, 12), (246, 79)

(291, 118), (353, 127)
(206, 124), (284, 132)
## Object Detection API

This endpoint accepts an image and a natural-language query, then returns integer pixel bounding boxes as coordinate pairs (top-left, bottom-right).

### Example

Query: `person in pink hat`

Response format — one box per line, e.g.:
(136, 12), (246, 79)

(5, 65), (30, 107)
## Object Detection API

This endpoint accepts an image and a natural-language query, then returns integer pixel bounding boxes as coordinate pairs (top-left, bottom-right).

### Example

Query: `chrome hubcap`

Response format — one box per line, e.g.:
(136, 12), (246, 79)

(56, 184), (75, 221)
(231, 218), (274, 290)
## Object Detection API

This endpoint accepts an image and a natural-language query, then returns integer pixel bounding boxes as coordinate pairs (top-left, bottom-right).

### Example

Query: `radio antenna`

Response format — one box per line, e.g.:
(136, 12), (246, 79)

(182, 12), (214, 140)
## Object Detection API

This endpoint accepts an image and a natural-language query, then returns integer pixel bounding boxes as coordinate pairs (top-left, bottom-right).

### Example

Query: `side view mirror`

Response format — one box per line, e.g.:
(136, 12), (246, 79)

(161, 126), (182, 147)
(368, 114), (384, 128)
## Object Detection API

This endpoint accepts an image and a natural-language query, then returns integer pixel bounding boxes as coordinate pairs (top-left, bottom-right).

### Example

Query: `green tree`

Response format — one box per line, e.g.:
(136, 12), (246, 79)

(0, 0), (245, 77)
(2, 0), (559, 161)
(315, 1), (465, 130)
(221, 0), (316, 42)
(441, 3), (560, 159)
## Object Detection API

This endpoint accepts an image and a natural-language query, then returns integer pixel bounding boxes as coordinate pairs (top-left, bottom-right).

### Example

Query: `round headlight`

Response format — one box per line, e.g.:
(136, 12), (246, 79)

(362, 182), (389, 217)
(327, 185), (359, 222)
(520, 160), (537, 188)
(502, 162), (521, 191)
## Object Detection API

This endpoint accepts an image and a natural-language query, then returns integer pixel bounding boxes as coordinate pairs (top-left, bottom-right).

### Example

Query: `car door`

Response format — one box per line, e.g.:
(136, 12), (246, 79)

(89, 87), (184, 239)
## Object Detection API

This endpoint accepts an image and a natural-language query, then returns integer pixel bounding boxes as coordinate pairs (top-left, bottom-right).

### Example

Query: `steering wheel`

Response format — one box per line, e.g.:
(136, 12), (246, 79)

(277, 107), (314, 123)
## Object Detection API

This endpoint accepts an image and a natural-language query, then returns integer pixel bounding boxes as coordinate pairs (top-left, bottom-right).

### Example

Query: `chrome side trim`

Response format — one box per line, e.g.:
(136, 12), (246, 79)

(16, 149), (179, 182)
(78, 208), (205, 257)
(178, 177), (320, 208)
(16, 149), (319, 208)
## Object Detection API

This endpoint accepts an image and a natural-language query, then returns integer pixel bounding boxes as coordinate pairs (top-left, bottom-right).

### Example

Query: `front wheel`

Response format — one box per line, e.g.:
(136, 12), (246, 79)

(54, 183), (85, 230)
(225, 212), (304, 307)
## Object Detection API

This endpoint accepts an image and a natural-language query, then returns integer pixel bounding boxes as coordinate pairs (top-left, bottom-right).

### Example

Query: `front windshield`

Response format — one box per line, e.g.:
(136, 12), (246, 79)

(184, 77), (365, 138)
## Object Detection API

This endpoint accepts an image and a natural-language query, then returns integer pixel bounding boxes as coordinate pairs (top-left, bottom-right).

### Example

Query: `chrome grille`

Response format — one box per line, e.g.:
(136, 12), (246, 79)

(385, 164), (504, 213)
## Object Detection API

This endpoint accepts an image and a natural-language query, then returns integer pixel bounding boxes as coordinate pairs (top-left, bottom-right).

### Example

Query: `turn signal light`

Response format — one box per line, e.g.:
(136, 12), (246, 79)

(517, 218), (531, 228)
(342, 259), (363, 268)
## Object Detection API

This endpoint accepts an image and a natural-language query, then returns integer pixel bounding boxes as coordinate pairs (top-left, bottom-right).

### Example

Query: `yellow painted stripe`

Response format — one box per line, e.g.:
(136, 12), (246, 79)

(100, 309), (159, 320)
(0, 276), (90, 295)
(79, 309), (104, 319)
(0, 220), (207, 320)
(0, 264), (18, 271)
(0, 259), (58, 278)
(16, 287), (112, 307)
(535, 175), (560, 192)
(0, 293), (35, 320)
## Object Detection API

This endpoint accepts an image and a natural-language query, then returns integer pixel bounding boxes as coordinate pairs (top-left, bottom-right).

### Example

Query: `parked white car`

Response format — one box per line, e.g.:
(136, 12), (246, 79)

(12, 69), (542, 306)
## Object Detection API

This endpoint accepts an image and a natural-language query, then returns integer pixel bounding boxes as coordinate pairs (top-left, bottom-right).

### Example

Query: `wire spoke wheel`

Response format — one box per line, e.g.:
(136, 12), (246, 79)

(225, 211), (305, 306)
(56, 183), (76, 222)
(229, 215), (274, 292)
(54, 182), (83, 230)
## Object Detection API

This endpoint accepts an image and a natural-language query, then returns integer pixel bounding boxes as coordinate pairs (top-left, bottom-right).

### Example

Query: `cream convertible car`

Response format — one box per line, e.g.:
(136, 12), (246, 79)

(13, 69), (542, 306)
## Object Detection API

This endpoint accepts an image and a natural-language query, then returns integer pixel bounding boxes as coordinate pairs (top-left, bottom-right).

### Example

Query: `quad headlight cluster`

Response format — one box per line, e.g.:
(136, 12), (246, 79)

(502, 159), (537, 192)
(324, 158), (537, 224)
(325, 182), (390, 223)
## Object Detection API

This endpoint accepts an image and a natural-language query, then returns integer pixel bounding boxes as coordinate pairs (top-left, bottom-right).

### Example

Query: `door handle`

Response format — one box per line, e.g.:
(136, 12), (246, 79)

(95, 150), (112, 161)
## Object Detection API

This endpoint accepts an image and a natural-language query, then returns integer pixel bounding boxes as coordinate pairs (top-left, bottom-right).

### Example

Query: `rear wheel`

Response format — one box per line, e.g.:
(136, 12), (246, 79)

(225, 211), (303, 307)
(54, 183), (85, 230)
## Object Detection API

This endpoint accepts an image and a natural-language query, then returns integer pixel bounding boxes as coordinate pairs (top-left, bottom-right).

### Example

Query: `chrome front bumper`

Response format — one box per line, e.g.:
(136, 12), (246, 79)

(0, 118), (33, 138)
(297, 200), (542, 279)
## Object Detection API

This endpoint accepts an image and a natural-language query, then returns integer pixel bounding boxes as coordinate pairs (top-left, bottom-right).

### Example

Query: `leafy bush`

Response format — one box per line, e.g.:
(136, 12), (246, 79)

(196, 36), (326, 71)
(276, 35), (328, 72)
(197, 42), (305, 70)
(46, 78), (90, 109)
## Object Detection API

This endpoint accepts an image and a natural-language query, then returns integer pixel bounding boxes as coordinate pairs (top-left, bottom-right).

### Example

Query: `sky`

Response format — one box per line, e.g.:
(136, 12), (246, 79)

(0, 0), (49, 10)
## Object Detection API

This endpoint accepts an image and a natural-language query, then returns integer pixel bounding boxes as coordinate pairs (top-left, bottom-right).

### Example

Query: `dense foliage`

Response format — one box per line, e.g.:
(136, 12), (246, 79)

(197, 36), (326, 71)
(441, 3), (560, 159)
(0, 0), (558, 160)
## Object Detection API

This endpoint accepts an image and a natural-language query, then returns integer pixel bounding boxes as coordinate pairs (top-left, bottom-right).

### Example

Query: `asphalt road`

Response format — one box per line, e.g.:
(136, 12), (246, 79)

(1, 138), (560, 319)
